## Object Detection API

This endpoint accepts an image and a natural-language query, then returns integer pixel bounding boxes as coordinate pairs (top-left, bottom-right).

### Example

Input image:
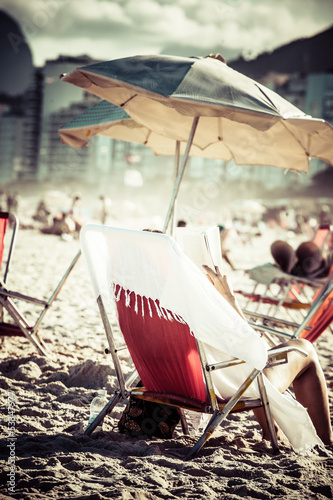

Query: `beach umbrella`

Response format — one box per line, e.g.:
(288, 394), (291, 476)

(58, 99), (178, 153)
(58, 98), (224, 231)
(58, 98), (230, 159)
(61, 54), (333, 229)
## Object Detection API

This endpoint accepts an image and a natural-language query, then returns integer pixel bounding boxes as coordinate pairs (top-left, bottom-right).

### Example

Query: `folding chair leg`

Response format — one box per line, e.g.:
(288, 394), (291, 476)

(184, 409), (221, 460)
(0, 250), (81, 356)
(34, 250), (82, 332)
(97, 295), (127, 395)
(0, 296), (49, 356)
(84, 392), (122, 436)
(185, 368), (260, 460)
(257, 373), (279, 454)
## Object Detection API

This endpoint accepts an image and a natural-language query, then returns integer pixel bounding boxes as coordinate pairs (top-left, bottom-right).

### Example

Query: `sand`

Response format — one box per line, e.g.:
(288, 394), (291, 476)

(0, 223), (332, 500)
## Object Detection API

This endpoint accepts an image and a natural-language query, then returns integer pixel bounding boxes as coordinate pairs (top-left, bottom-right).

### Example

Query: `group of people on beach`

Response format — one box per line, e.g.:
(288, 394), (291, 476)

(39, 195), (84, 237)
(32, 193), (112, 237)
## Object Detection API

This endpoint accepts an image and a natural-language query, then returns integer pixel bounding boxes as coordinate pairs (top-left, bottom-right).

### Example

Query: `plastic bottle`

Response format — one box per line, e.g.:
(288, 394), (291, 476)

(184, 410), (211, 436)
(88, 389), (108, 432)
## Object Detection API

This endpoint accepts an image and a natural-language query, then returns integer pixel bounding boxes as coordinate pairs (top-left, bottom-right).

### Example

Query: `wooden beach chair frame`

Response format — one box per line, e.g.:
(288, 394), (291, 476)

(80, 224), (308, 459)
(0, 211), (81, 356)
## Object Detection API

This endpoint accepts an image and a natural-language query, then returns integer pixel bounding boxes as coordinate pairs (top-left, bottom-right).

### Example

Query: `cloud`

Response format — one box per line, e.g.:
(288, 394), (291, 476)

(1, 0), (332, 66)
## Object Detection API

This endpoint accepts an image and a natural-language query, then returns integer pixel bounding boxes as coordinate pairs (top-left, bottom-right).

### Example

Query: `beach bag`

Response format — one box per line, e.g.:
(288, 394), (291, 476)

(118, 396), (180, 439)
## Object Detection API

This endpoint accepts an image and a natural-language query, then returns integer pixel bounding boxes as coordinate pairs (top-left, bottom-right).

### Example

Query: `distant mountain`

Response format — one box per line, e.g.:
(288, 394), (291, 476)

(229, 26), (333, 83)
(160, 26), (333, 85)
(0, 10), (34, 96)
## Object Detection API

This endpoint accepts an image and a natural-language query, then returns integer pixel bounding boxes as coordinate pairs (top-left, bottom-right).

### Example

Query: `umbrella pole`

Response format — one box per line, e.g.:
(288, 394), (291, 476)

(169, 140), (180, 236)
(163, 117), (199, 233)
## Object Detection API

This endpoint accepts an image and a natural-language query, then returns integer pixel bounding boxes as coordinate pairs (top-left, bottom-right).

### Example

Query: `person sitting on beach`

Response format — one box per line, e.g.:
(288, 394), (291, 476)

(271, 240), (332, 279)
(41, 211), (75, 236)
(33, 199), (51, 224)
(203, 264), (333, 449)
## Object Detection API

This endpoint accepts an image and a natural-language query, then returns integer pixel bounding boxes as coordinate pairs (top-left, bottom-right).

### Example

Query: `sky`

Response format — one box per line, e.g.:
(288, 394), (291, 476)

(2, 0), (333, 67)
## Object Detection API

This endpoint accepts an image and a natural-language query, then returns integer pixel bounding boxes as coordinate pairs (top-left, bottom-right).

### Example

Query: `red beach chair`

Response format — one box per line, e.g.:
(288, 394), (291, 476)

(79, 224), (317, 458)
(298, 281), (333, 342)
(0, 211), (81, 356)
(244, 271), (333, 345)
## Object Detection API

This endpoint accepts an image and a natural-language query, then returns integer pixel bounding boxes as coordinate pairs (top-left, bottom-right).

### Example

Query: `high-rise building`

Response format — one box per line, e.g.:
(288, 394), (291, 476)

(0, 108), (25, 184)
(38, 55), (100, 181)
(20, 68), (44, 180)
(305, 73), (333, 124)
(40, 100), (99, 182)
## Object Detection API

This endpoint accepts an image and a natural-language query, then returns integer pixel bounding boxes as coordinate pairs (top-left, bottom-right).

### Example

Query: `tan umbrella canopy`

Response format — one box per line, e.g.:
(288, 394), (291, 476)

(58, 98), (229, 158)
(61, 54), (333, 228)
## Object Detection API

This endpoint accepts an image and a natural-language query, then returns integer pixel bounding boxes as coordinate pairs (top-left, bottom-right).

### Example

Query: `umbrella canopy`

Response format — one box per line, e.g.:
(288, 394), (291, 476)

(59, 99), (178, 153)
(58, 99), (189, 232)
(62, 54), (333, 173)
(58, 98), (230, 159)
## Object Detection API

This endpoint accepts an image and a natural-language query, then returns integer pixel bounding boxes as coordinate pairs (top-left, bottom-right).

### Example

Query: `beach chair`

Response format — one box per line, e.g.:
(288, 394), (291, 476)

(80, 224), (321, 459)
(238, 263), (332, 313)
(244, 275), (333, 346)
(0, 211), (81, 356)
(237, 224), (333, 318)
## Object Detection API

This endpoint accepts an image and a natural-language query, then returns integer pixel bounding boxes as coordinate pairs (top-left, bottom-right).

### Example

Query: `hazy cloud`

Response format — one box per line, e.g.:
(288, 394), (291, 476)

(2, 0), (333, 65)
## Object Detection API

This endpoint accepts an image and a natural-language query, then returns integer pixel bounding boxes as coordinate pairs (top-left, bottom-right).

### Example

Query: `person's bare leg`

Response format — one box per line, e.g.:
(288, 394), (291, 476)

(254, 338), (332, 445)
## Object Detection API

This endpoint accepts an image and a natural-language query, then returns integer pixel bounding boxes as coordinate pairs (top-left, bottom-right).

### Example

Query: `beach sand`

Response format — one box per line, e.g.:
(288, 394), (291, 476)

(0, 226), (332, 500)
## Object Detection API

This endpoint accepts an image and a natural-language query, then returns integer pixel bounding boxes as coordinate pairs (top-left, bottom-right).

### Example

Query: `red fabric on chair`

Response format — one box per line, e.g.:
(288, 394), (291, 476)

(299, 265), (333, 342)
(312, 226), (331, 249)
(115, 285), (208, 403)
(299, 288), (333, 343)
(0, 213), (9, 270)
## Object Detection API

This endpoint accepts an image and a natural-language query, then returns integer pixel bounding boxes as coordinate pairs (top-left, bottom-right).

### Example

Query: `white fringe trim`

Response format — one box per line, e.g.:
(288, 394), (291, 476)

(125, 289), (131, 307)
(112, 285), (187, 325)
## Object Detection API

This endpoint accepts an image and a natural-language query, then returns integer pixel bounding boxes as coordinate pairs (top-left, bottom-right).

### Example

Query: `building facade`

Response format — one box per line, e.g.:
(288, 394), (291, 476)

(0, 108), (25, 184)
(1, 56), (332, 192)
